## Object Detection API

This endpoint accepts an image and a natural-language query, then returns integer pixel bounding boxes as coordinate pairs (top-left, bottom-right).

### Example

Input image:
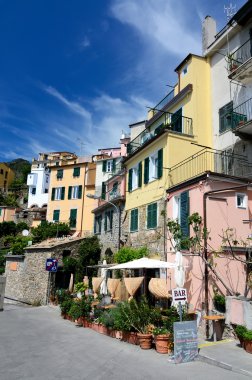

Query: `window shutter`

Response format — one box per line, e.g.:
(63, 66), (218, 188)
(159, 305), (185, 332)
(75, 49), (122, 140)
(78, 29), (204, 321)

(157, 149), (163, 179)
(180, 191), (189, 237)
(78, 185), (82, 199)
(51, 188), (55, 201)
(57, 169), (63, 179)
(61, 187), (65, 200)
(109, 210), (113, 230)
(219, 101), (233, 133)
(101, 182), (106, 200)
(73, 167), (80, 177)
(102, 161), (107, 172)
(68, 186), (72, 200)
(138, 162), (142, 188)
(112, 159), (116, 173)
(171, 108), (182, 132)
(53, 210), (60, 222)
(94, 217), (97, 234)
(147, 204), (152, 229)
(130, 209), (138, 232)
(104, 212), (107, 231)
(147, 203), (157, 229)
(128, 168), (133, 192)
(144, 157), (149, 184)
(70, 209), (77, 228)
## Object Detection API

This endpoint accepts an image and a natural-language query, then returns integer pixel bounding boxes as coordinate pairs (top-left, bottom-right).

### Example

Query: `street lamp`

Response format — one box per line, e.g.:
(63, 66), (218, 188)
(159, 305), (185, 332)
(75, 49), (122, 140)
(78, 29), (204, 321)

(86, 193), (121, 250)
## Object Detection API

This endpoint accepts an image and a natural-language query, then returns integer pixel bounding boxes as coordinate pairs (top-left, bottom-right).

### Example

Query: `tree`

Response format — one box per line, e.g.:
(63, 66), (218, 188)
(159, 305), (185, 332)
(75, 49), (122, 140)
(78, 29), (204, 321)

(31, 221), (70, 243)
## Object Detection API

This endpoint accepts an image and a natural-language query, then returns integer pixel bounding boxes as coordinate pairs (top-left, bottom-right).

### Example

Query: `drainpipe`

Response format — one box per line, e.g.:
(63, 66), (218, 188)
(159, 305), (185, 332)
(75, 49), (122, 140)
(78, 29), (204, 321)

(80, 162), (88, 236)
(203, 182), (251, 338)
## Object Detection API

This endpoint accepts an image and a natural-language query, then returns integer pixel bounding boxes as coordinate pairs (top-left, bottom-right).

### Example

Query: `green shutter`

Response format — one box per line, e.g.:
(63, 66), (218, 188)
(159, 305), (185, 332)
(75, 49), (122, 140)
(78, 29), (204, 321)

(144, 157), (149, 184)
(53, 210), (60, 222)
(171, 108), (182, 132)
(219, 101), (233, 133)
(104, 212), (107, 231)
(130, 209), (138, 232)
(102, 161), (107, 172)
(101, 182), (106, 200)
(51, 188), (55, 201)
(138, 162), (142, 188)
(57, 169), (63, 179)
(147, 203), (157, 229)
(110, 210), (113, 230)
(157, 149), (163, 179)
(112, 159), (116, 173)
(0, 208), (2, 216)
(61, 187), (65, 200)
(180, 191), (189, 237)
(78, 185), (82, 199)
(73, 167), (80, 177)
(70, 209), (77, 228)
(68, 186), (72, 200)
(128, 168), (133, 192)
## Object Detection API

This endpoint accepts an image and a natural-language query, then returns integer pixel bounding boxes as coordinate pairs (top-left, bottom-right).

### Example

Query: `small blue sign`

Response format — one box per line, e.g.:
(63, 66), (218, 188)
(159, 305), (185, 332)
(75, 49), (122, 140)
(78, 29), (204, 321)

(46, 258), (58, 272)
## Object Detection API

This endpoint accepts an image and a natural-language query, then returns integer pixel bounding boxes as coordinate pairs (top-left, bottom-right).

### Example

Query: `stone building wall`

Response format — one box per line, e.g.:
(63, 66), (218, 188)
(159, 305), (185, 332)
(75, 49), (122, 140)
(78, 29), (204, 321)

(123, 199), (167, 260)
(4, 237), (85, 305)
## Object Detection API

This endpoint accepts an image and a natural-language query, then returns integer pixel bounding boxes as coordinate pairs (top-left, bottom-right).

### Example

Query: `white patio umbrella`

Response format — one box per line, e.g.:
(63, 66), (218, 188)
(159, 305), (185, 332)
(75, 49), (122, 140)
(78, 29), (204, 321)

(100, 260), (108, 295)
(174, 251), (185, 288)
(109, 257), (176, 270)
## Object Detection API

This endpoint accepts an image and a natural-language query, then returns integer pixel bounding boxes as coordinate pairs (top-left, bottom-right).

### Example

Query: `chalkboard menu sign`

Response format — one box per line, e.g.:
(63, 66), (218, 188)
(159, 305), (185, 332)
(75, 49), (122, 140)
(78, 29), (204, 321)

(174, 321), (198, 364)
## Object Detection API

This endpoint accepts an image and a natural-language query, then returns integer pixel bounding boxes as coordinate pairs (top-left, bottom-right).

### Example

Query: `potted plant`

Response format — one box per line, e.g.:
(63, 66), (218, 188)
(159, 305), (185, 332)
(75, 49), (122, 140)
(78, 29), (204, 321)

(59, 293), (73, 319)
(74, 282), (88, 299)
(68, 299), (83, 326)
(235, 325), (247, 347)
(119, 298), (157, 349)
(153, 327), (172, 354)
(213, 293), (226, 313)
(243, 329), (252, 354)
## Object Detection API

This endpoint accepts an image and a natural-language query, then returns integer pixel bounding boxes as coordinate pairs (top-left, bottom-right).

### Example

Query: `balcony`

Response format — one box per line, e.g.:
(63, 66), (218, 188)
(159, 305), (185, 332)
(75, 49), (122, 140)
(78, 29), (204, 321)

(127, 113), (193, 156)
(228, 38), (252, 84)
(231, 98), (252, 136)
(168, 149), (252, 188)
(108, 189), (121, 201)
(151, 89), (174, 116)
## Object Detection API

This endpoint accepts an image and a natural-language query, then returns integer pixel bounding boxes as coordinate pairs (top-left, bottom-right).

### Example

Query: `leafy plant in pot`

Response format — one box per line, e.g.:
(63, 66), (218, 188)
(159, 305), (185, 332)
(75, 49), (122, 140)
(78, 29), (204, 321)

(243, 329), (252, 354)
(68, 300), (83, 326)
(153, 327), (172, 354)
(119, 297), (158, 349)
(235, 325), (247, 347)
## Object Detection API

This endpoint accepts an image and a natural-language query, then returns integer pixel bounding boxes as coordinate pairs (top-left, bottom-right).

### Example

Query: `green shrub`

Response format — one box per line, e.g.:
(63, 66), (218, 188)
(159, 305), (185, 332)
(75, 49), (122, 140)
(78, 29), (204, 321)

(114, 246), (148, 264)
(235, 325), (247, 338)
(60, 299), (73, 315)
(68, 300), (83, 320)
(213, 293), (226, 313)
(243, 330), (252, 341)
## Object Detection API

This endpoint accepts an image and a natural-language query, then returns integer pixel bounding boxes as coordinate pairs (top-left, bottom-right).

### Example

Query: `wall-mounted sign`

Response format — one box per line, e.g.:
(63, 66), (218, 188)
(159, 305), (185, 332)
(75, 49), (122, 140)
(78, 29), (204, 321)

(45, 258), (58, 272)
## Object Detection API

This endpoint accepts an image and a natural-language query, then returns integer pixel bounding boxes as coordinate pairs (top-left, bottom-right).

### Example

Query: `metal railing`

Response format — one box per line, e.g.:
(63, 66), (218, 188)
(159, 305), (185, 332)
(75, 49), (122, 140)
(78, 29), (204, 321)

(108, 189), (121, 201)
(232, 97), (252, 130)
(152, 89), (174, 115)
(127, 113), (193, 156)
(229, 38), (252, 72)
(169, 149), (252, 187)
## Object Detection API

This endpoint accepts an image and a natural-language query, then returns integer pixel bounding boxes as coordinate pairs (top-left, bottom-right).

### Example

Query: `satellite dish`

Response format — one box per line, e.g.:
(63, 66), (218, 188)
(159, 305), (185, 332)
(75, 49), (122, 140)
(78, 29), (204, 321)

(22, 229), (29, 237)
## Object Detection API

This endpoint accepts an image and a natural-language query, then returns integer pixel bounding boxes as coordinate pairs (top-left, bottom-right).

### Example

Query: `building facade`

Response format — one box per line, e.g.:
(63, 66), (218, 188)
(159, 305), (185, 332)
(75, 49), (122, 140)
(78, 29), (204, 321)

(0, 163), (15, 193)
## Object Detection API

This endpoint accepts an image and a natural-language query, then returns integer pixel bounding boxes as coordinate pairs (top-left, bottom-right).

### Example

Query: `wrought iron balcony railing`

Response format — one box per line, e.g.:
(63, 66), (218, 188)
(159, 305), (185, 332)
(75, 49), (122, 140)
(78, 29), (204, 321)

(232, 97), (252, 131)
(168, 148), (252, 188)
(127, 113), (193, 156)
(228, 38), (252, 73)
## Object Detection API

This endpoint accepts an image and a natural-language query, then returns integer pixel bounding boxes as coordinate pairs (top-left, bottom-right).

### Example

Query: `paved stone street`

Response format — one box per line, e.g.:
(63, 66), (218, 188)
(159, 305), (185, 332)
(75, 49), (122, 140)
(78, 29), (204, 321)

(0, 304), (248, 380)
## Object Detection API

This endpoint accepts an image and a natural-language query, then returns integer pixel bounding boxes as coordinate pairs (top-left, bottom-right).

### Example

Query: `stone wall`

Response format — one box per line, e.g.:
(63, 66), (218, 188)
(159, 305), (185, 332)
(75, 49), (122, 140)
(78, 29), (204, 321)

(123, 199), (167, 259)
(4, 237), (85, 305)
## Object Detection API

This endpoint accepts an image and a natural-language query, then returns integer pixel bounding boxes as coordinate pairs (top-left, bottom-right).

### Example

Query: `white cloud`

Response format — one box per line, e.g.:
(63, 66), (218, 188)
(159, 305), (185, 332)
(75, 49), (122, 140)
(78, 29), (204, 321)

(79, 36), (90, 50)
(111, 0), (201, 57)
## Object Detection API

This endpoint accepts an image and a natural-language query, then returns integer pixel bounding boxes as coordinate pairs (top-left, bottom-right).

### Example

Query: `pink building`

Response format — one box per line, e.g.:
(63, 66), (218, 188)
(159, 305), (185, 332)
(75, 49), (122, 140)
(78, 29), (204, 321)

(167, 171), (252, 312)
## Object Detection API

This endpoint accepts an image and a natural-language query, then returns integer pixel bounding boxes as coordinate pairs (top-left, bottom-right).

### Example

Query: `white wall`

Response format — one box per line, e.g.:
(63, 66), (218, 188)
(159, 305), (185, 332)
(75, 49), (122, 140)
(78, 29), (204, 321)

(27, 167), (50, 208)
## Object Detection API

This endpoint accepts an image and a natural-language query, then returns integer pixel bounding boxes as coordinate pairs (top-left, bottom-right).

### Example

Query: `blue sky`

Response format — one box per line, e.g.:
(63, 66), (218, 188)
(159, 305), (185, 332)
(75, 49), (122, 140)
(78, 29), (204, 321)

(0, 0), (247, 162)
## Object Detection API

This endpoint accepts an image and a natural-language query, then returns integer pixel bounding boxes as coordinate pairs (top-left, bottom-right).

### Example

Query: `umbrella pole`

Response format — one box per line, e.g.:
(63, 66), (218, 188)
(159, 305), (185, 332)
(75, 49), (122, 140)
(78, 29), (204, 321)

(143, 268), (147, 297)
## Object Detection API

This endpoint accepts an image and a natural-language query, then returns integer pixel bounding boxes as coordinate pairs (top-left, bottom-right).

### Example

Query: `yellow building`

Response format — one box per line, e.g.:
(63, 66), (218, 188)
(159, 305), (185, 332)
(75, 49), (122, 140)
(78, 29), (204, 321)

(0, 163), (15, 192)
(47, 157), (96, 236)
(124, 54), (212, 257)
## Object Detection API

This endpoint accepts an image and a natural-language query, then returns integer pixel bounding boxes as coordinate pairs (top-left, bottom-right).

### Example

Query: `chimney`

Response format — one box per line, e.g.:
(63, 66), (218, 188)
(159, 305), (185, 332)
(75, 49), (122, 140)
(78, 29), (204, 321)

(202, 16), (217, 55)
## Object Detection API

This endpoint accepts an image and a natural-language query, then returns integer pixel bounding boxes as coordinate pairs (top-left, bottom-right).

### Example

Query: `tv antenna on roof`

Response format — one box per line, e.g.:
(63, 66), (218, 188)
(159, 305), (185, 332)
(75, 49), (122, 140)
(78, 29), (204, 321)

(77, 138), (85, 156)
(224, 3), (236, 21)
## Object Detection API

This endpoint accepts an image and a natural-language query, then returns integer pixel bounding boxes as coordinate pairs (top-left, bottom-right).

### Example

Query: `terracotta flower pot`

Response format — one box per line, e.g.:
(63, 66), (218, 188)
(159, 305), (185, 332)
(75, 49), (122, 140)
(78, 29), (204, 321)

(137, 333), (152, 349)
(115, 330), (123, 340)
(154, 334), (172, 354)
(128, 332), (138, 345)
(244, 340), (252, 354)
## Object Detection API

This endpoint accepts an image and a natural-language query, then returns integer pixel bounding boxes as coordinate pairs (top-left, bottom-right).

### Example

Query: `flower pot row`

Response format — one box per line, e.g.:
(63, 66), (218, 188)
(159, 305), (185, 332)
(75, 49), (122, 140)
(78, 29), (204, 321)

(61, 313), (173, 353)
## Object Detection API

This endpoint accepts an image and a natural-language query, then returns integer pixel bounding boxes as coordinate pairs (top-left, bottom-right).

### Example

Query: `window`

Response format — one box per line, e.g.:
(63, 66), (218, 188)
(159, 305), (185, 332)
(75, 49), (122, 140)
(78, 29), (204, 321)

(130, 209), (138, 232)
(53, 210), (60, 222)
(5, 171), (8, 179)
(56, 169), (63, 179)
(0, 208), (2, 216)
(94, 215), (102, 234)
(144, 149), (163, 183)
(0, 169), (3, 174)
(219, 101), (233, 133)
(173, 191), (189, 237)
(51, 187), (65, 200)
(171, 108), (182, 133)
(69, 209), (77, 228)
(182, 66), (188, 76)
(147, 203), (157, 229)
(236, 193), (247, 209)
(128, 162), (142, 192)
(31, 188), (36, 195)
(68, 185), (82, 200)
(73, 167), (80, 177)
(105, 210), (113, 231)
(102, 159), (116, 173)
(101, 182), (106, 200)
